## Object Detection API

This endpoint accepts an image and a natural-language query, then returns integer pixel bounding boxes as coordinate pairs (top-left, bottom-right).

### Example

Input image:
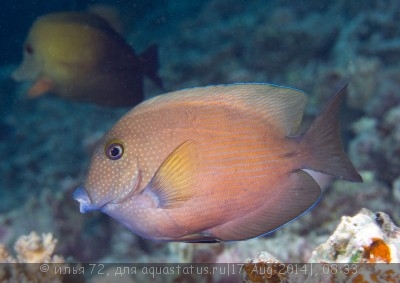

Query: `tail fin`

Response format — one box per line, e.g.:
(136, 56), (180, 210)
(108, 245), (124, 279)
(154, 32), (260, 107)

(138, 44), (164, 89)
(300, 85), (362, 182)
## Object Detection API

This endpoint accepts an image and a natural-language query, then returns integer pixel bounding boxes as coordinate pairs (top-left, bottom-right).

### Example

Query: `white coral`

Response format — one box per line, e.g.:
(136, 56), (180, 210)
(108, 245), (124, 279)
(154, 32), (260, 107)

(14, 232), (62, 263)
(0, 231), (65, 283)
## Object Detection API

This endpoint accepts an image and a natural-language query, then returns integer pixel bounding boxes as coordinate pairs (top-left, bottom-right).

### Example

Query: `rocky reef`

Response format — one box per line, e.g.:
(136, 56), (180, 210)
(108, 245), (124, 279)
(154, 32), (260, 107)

(309, 208), (399, 263)
(242, 208), (400, 283)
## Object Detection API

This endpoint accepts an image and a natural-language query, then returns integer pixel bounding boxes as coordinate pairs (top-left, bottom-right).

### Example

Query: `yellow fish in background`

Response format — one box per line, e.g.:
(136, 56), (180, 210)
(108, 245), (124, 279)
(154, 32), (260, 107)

(12, 12), (163, 107)
(73, 83), (362, 242)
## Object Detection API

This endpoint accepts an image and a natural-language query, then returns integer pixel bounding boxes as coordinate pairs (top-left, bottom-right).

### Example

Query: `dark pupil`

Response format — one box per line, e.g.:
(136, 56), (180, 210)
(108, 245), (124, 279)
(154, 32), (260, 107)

(110, 147), (120, 157)
(25, 45), (33, 54)
(105, 141), (124, 160)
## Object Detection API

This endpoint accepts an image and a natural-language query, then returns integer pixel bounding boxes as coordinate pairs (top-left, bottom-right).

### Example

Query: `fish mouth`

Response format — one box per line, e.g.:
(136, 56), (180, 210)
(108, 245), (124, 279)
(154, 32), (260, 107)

(72, 183), (136, 213)
(73, 186), (102, 213)
(73, 169), (142, 213)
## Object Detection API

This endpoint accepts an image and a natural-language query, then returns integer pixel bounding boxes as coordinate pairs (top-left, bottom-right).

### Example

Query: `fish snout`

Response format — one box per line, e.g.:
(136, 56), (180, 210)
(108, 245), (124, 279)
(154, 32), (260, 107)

(11, 67), (26, 82)
(12, 54), (41, 82)
(73, 186), (97, 213)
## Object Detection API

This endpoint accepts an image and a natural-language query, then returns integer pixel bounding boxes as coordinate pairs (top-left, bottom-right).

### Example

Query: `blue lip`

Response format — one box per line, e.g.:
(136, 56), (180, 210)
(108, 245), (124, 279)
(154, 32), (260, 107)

(73, 186), (96, 213)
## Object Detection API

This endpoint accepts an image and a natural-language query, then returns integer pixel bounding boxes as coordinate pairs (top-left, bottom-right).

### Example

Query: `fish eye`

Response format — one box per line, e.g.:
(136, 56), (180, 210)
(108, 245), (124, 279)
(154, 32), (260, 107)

(24, 44), (33, 54)
(105, 139), (124, 160)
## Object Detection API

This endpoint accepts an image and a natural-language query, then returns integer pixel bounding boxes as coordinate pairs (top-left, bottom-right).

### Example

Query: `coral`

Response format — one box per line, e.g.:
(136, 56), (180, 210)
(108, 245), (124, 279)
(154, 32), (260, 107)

(0, 231), (65, 283)
(393, 177), (400, 203)
(363, 237), (391, 263)
(246, 9), (339, 78)
(0, 244), (14, 263)
(242, 252), (287, 283)
(241, 209), (400, 283)
(12, 232), (64, 264)
(0, 231), (64, 264)
(350, 104), (400, 186)
(346, 57), (381, 111)
(333, 1), (400, 66)
(309, 208), (400, 263)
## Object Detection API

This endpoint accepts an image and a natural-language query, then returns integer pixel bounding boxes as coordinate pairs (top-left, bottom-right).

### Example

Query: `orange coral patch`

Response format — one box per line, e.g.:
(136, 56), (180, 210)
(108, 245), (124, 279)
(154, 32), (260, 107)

(363, 238), (391, 263)
(352, 274), (369, 283)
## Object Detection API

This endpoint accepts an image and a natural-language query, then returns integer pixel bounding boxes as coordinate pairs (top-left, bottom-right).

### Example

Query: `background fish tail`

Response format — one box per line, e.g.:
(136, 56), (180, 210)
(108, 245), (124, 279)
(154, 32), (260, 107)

(300, 85), (362, 182)
(138, 44), (164, 89)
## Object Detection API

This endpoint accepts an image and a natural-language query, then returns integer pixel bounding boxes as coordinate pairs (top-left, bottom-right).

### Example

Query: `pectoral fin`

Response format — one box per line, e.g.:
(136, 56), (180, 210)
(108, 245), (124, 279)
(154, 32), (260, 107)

(28, 77), (54, 97)
(146, 140), (199, 209)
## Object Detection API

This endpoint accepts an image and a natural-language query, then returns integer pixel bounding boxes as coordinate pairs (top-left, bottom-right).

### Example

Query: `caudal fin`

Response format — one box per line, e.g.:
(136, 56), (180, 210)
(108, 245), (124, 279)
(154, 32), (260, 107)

(300, 85), (362, 182)
(138, 45), (164, 89)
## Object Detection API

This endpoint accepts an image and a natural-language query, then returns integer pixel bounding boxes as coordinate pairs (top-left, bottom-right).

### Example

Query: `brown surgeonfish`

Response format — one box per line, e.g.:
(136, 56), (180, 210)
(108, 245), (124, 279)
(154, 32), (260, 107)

(73, 83), (362, 242)
(12, 12), (163, 107)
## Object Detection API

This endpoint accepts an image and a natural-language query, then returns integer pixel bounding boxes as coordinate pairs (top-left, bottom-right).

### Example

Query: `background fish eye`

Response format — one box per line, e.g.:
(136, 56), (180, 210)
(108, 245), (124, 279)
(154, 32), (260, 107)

(24, 44), (33, 54)
(105, 139), (124, 160)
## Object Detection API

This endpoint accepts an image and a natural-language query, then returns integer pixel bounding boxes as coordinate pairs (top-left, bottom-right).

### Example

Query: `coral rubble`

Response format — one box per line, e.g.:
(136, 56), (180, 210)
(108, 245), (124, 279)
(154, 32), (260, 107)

(309, 208), (399, 263)
(242, 209), (400, 283)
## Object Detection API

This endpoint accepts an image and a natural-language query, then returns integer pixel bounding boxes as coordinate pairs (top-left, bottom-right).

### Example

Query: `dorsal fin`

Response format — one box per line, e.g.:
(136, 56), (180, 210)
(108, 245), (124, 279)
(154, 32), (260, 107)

(38, 12), (118, 36)
(133, 84), (308, 136)
(146, 140), (199, 209)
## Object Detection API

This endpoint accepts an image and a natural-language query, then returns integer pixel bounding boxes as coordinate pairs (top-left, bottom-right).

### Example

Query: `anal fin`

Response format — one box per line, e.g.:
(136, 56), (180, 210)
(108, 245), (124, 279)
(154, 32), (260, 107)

(174, 233), (220, 243)
(211, 171), (321, 241)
